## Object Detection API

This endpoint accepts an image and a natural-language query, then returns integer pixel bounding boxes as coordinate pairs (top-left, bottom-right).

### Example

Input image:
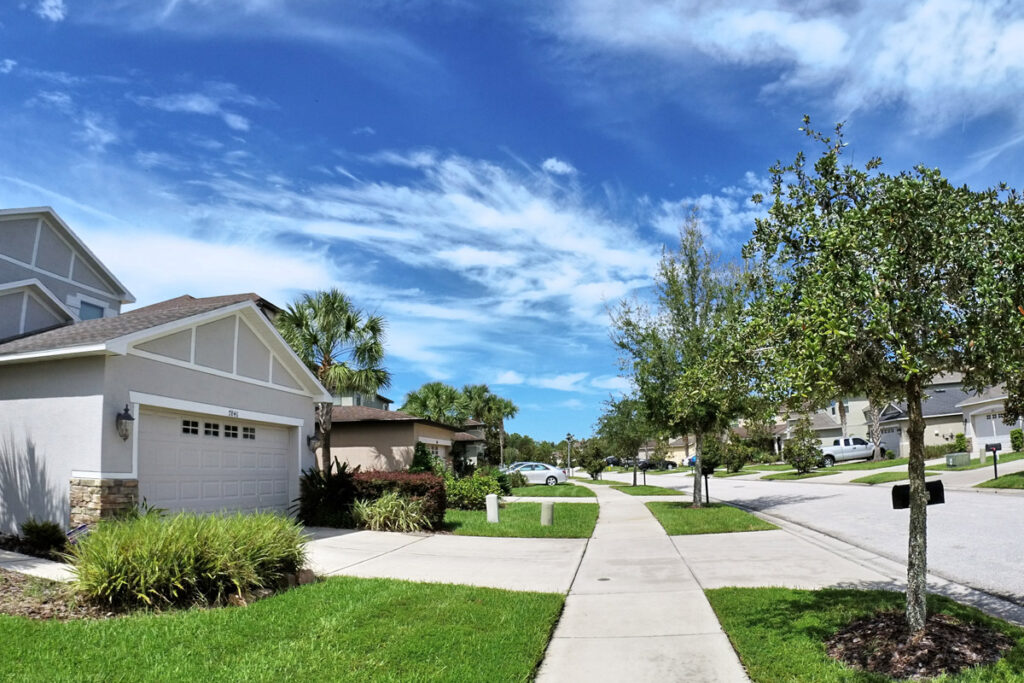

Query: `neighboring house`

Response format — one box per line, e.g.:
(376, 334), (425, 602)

(334, 391), (393, 410)
(872, 374), (972, 458)
(637, 436), (691, 463)
(0, 207), (329, 532)
(454, 418), (487, 466)
(327, 405), (475, 471)
(957, 385), (1024, 457)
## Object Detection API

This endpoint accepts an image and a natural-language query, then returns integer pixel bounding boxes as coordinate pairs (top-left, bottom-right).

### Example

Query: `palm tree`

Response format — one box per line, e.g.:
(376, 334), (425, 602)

(276, 289), (390, 472)
(400, 382), (469, 428)
(462, 384), (518, 465)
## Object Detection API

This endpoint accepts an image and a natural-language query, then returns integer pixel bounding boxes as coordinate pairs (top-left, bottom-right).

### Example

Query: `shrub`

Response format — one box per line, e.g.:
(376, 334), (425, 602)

(408, 442), (434, 474)
(477, 466), (512, 494)
(20, 518), (66, 555)
(69, 512), (307, 609)
(924, 443), (957, 459)
(446, 472), (502, 510)
(954, 432), (968, 452)
(784, 418), (821, 473)
(293, 460), (358, 528)
(577, 439), (608, 479)
(353, 492), (429, 532)
(1012, 428), (1024, 453)
(698, 439), (723, 477)
(353, 471), (446, 529)
(505, 469), (528, 489)
(722, 443), (750, 473)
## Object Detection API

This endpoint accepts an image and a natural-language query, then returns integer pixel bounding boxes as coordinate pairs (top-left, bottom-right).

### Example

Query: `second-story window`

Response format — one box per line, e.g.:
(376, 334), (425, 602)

(80, 301), (104, 320)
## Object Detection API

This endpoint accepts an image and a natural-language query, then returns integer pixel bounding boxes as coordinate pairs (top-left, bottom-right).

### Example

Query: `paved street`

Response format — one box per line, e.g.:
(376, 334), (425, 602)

(601, 464), (1024, 603)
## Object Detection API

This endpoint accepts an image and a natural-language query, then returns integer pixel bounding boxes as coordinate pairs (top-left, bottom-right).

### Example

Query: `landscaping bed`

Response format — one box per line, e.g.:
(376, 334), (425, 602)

(0, 576), (564, 681)
(0, 568), (110, 621)
(509, 483), (596, 497)
(444, 502), (598, 538)
(646, 502), (777, 535)
(707, 587), (1024, 682)
(611, 484), (684, 496)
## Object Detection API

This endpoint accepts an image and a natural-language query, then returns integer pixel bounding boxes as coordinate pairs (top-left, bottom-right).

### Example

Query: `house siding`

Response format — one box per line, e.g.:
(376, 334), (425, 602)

(328, 422), (417, 471)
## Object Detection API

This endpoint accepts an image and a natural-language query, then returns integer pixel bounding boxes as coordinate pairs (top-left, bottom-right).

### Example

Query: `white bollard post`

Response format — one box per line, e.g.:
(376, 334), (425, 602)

(540, 501), (554, 526)
(486, 493), (500, 523)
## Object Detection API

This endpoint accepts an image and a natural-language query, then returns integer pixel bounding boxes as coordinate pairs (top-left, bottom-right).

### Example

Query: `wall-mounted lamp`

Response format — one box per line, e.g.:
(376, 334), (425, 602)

(115, 404), (134, 441)
(306, 434), (322, 453)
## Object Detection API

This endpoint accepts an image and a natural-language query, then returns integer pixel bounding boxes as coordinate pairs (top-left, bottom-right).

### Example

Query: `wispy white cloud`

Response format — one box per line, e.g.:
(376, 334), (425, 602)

(0, 60), (16, 74)
(35, 0), (67, 22)
(494, 370), (525, 385)
(530, 372), (589, 392)
(542, 157), (577, 175)
(129, 83), (265, 131)
(352, 126), (376, 136)
(548, 0), (1024, 132)
(77, 113), (119, 151)
(654, 171), (768, 247)
(590, 375), (631, 392)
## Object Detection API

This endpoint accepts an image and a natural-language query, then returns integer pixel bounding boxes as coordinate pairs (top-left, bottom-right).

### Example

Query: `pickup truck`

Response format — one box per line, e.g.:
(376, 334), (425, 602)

(820, 436), (875, 466)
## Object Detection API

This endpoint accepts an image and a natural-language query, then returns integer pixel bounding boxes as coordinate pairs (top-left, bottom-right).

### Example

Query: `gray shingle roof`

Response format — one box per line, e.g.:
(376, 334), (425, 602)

(330, 405), (459, 433)
(880, 382), (989, 422)
(0, 294), (262, 356)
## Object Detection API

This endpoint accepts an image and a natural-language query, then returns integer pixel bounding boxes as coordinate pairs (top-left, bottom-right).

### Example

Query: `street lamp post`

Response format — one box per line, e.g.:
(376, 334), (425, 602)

(566, 433), (575, 477)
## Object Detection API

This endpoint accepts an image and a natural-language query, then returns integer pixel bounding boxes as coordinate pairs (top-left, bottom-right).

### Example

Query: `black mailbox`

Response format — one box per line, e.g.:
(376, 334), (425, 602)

(986, 443), (1002, 454)
(892, 480), (945, 509)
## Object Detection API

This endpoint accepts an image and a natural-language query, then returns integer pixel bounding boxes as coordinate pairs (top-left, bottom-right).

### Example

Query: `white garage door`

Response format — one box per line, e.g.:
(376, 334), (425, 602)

(138, 407), (292, 514)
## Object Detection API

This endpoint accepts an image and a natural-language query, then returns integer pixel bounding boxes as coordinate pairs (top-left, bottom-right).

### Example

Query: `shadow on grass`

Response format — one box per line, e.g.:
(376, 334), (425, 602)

(826, 578), (1024, 624)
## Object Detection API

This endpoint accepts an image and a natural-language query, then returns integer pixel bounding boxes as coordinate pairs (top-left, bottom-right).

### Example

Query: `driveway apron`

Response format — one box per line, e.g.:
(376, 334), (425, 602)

(536, 484), (748, 682)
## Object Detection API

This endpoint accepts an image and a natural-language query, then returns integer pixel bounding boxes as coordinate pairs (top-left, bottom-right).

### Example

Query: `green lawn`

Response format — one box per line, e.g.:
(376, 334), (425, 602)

(509, 483), (596, 497)
(706, 587), (1024, 682)
(829, 457), (909, 472)
(646, 502), (777, 535)
(445, 502), (598, 538)
(611, 484), (685, 496)
(571, 476), (619, 485)
(746, 464), (795, 472)
(849, 471), (910, 485)
(926, 452), (1024, 472)
(762, 471), (832, 481)
(977, 472), (1024, 489)
(0, 576), (564, 682)
(713, 469), (756, 478)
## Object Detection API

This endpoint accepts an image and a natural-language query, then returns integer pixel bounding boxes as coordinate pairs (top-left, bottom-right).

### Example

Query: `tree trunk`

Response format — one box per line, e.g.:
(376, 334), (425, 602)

(838, 398), (848, 438)
(869, 400), (883, 461)
(315, 401), (333, 473)
(905, 376), (928, 632)
(692, 431), (704, 507)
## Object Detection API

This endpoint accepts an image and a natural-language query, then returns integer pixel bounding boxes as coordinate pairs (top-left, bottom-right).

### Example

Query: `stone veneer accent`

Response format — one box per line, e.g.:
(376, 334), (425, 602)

(69, 478), (139, 526)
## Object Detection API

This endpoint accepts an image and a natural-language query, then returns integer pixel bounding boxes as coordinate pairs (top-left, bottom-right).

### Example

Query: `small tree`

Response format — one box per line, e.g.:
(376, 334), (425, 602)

(408, 442), (433, 474)
(783, 416), (821, 474)
(1012, 429), (1024, 453)
(595, 396), (651, 487)
(576, 439), (608, 480)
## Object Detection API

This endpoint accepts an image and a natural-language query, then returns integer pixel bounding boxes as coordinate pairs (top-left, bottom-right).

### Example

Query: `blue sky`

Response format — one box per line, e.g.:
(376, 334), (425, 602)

(3, 1), (1024, 441)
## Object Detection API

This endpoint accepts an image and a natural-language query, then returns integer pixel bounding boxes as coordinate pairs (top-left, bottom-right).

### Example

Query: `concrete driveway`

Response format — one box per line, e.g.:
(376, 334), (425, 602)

(305, 527), (586, 593)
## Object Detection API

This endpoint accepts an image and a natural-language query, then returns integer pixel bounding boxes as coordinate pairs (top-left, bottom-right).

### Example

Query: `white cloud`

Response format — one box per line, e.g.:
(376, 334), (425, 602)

(558, 398), (585, 410)
(35, 0), (67, 22)
(550, 0), (1024, 132)
(530, 372), (589, 392)
(352, 126), (376, 136)
(0, 60), (16, 74)
(129, 84), (263, 131)
(76, 113), (119, 152)
(495, 370), (525, 385)
(542, 157), (577, 175)
(654, 171), (768, 247)
(590, 375), (632, 392)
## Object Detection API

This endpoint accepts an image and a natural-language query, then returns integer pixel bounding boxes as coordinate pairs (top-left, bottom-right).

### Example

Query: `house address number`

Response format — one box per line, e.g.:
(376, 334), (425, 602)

(227, 409), (239, 417)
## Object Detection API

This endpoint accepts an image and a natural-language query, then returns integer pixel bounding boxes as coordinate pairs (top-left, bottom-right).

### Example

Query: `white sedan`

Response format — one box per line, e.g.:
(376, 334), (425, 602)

(512, 462), (567, 486)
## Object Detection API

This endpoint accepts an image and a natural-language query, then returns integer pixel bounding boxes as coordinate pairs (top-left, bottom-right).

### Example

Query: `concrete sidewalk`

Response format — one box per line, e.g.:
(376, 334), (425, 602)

(0, 549), (73, 582)
(536, 483), (749, 682)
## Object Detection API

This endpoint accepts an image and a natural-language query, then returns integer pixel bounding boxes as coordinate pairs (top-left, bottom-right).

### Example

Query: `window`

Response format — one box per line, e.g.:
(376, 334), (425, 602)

(79, 302), (104, 320)
(428, 444), (440, 456)
(242, 426), (256, 440)
(204, 422), (220, 437)
(224, 425), (238, 438)
(181, 420), (199, 435)
(852, 437), (867, 445)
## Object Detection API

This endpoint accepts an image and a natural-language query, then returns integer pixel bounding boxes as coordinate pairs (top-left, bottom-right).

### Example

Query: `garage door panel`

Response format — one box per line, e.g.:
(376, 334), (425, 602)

(138, 408), (292, 514)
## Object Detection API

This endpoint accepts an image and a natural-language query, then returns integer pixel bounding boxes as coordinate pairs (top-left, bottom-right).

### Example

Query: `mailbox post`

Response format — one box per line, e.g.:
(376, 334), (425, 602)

(986, 443), (1002, 479)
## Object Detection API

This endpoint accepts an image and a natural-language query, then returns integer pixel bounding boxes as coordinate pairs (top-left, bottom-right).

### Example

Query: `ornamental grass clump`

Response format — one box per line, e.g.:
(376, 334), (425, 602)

(68, 512), (307, 609)
(353, 492), (429, 532)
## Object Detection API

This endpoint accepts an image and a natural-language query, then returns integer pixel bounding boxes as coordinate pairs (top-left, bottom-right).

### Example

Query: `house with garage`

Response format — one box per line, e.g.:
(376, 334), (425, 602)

(957, 386), (1023, 457)
(326, 405), (484, 471)
(0, 207), (329, 532)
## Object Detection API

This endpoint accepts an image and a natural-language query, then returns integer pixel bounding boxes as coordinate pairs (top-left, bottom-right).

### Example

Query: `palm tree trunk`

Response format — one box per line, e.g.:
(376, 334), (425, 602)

(905, 376), (928, 632)
(315, 401), (333, 473)
(869, 400), (883, 461)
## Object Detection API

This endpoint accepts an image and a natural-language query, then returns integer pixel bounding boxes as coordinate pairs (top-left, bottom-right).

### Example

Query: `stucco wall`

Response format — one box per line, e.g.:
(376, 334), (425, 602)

(329, 422), (417, 472)
(0, 357), (107, 532)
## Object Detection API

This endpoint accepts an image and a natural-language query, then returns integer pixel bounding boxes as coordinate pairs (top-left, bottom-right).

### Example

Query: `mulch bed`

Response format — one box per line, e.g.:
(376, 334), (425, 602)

(827, 609), (1014, 680)
(0, 568), (114, 621)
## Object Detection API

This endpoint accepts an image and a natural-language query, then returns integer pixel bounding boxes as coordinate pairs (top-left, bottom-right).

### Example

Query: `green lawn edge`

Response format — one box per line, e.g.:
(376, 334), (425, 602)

(1, 576), (565, 682)
(976, 471), (1024, 489)
(762, 471), (832, 481)
(706, 586), (1024, 682)
(849, 471), (910, 485)
(509, 483), (596, 497)
(927, 452), (1024, 472)
(611, 484), (685, 496)
(445, 502), (598, 538)
(646, 502), (777, 535)
(828, 457), (910, 472)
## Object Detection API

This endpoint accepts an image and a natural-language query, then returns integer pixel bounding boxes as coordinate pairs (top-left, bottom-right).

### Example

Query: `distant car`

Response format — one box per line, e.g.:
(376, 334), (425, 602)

(637, 459), (656, 471)
(688, 455), (697, 467)
(501, 462), (528, 473)
(604, 455), (621, 466)
(514, 462), (568, 486)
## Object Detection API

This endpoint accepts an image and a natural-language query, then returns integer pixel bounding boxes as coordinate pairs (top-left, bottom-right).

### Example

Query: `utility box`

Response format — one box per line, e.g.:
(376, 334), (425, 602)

(945, 452), (970, 467)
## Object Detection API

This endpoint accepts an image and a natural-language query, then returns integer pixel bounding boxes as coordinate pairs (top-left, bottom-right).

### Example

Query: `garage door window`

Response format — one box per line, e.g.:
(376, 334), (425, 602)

(224, 425), (238, 438)
(182, 419), (199, 435)
(204, 422), (220, 437)
(243, 426), (256, 440)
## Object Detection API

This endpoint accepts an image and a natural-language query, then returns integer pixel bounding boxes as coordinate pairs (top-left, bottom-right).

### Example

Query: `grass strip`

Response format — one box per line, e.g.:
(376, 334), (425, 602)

(976, 472), (1024, 489)
(509, 484), (596, 497)
(849, 471), (911, 485)
(746, 464), (796, 472)
(706, 587), (1024, 682)
(570, 477), (619, 485)
(611, 484), (685, 496)
(926, 452), (1024, 472)
(445, 502), (598, 538)
(0, 576), (564, 682)
(713, 470), (756, 478)
(762, 471), (832, 481)
(829, 457), (910, 471)
(646, 502), (777, 535)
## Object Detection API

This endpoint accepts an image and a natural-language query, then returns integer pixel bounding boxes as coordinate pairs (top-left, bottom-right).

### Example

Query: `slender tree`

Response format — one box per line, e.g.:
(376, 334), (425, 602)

(744, 118), (1024, 632)
(596, 396), (651, 487)
(276, 289), (390, 472)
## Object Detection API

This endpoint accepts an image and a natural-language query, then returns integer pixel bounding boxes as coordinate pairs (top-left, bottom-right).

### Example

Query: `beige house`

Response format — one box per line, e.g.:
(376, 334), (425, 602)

(957, 386), (1023, 457)
(0, 207), (329, 531)
(327, 405), (483, 471)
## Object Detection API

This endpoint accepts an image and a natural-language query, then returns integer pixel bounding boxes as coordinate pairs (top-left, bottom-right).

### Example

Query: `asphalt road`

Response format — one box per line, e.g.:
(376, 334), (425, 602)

(600, 469), (1024, 604)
